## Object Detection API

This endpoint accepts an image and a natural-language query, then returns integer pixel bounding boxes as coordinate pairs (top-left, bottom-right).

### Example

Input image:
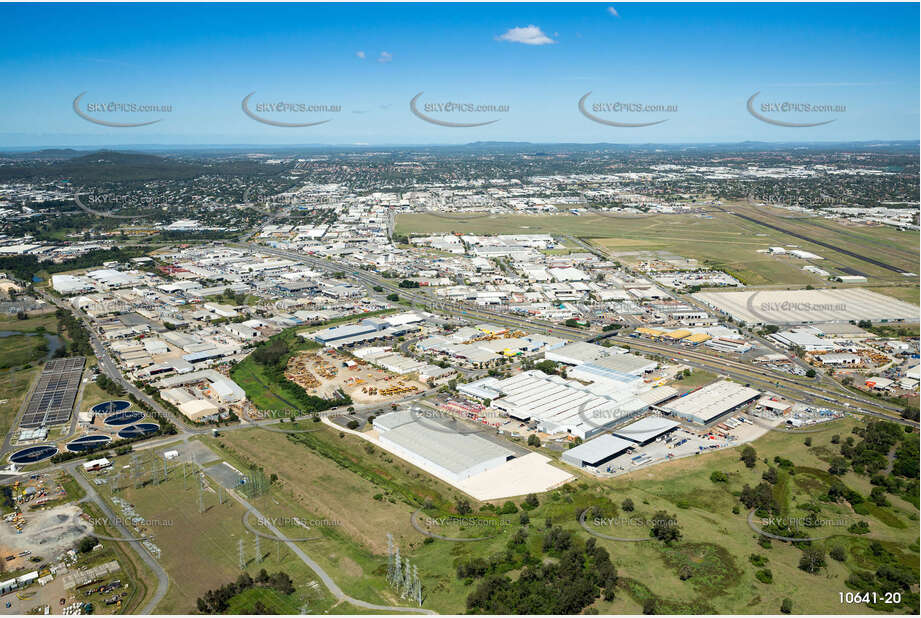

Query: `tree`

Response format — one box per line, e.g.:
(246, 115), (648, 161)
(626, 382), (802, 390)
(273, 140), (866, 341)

(76, 536), (98, 553)
(236, 572), (253, 589)
(870, 486), (889, 507)
(386, 293), (399, 302)
(710, 471), (729, 483)
(739, 482), (778, 513)
(828, 457), (849, 475)
(455, 498), (472, 515)
(527, 434), (541, 448)
(829, 545), (846, 562)
(762, 467), (778, 484)
(740, 445), (757, 468)
(621, 498), (634, 512)
(798, 547), (826, 574)
(649, 511), (681, 544)
(269, 571), (295, 595)
(523, 493), (539, 510)
(806, 369), (816, 378)
(780, 598), (793, 614)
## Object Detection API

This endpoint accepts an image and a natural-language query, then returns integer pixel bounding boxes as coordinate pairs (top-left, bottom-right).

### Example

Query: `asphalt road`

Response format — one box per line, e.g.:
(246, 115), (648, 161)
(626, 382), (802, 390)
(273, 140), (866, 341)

(196, 459), (435, 614)
(69, 462), (170, 614)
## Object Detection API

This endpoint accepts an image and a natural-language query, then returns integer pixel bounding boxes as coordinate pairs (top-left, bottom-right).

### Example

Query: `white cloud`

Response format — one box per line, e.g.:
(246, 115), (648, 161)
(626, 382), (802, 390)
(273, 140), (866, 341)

(496, 25), (556, 46)
(356, 50), (366, 59)
(607, 6), (619, 17)
(377, 51), (393, 63)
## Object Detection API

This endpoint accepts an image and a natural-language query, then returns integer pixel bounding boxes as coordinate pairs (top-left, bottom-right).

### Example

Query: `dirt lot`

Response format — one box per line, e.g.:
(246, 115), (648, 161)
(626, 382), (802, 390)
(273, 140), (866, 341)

(285, 350), (424, 404)
(0, 503), (91, 573)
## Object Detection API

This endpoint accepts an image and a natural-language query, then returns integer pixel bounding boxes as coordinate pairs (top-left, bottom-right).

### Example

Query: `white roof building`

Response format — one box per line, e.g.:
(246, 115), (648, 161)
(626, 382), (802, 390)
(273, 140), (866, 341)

(661, 380), (760, 425)
(51, 274), (94, 295)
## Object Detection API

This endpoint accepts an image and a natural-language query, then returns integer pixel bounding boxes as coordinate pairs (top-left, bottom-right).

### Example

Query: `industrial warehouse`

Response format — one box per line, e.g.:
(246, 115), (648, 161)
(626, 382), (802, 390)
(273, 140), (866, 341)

(369, 409), (574, 498)
(373, 410), (515, 483)
(308, 312), (426, 347)
(693, 287), (920, 326)
(485, 370), (653, 439)
(659, 380), (761, 425)
(612, 416), (682, 445)
(561, 434), (635, 469)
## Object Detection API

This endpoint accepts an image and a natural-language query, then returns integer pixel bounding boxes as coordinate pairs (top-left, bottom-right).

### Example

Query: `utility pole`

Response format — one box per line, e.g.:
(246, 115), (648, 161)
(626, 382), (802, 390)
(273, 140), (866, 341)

(386, 533), (395, 585)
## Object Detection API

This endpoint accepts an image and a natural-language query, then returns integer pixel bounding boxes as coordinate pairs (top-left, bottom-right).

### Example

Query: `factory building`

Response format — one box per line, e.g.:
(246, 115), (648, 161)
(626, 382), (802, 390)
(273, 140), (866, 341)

(693, 288), (919, 326)
(660, 380), (760, 425)
(561, 434), (635, 469)
(309, 313), (425, 348)
(373, 410), (514, 483)
(544, 341), (615, 366)
(489, 370), (649, 439)
(568, 354), (658, 388)
(612, 416), (681, 445)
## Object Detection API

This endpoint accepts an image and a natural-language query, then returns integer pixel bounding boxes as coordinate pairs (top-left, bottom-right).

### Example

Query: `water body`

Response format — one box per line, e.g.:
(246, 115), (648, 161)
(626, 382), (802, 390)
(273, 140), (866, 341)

(0, 331), (64, 361)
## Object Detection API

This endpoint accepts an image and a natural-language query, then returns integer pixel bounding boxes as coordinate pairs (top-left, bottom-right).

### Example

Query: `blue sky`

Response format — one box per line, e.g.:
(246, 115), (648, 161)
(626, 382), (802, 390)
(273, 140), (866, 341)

(0, 2), (918, 147)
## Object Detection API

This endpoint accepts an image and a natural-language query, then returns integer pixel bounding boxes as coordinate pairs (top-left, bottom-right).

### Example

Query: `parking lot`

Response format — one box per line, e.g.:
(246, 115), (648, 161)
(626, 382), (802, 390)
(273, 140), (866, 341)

(586, 412), (781, 478)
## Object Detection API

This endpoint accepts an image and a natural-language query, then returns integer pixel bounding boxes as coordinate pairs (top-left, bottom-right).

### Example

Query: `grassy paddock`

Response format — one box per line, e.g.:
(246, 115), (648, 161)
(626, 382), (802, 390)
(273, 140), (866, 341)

(395, 208), (916, 286)
(206, 411), (919, 614)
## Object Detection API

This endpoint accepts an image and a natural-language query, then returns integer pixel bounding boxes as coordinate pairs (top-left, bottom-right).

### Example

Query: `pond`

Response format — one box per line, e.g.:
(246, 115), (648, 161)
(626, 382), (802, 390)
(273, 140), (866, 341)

(0, 330), (64, 362)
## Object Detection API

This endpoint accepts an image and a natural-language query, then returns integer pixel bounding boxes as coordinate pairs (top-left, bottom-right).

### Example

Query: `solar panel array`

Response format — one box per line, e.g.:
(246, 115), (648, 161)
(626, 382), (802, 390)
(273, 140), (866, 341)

(21, 357), (86, 428)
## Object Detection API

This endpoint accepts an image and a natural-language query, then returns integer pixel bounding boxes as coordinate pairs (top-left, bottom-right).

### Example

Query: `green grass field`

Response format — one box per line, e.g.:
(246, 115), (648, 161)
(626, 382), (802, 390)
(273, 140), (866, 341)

(80, 500), (158, 614)
(201, 412), (919, 615)
(200, 423), (467, 612)
(0, 312), (59, 333)
(670, 369), (720, 394)
(395, 206), (917, 287)
(0, 364), (40, 439)
(866, 286), (920, 306)
(90, 449), (381, 615)
(0, 333), (50, 369)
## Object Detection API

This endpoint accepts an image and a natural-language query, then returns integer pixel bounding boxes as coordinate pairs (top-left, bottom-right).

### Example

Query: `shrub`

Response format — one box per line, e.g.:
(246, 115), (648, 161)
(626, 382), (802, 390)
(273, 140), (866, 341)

(76, 536), (98, 553)
(848, 520), (870, 534)
(740, 445), (757, 468)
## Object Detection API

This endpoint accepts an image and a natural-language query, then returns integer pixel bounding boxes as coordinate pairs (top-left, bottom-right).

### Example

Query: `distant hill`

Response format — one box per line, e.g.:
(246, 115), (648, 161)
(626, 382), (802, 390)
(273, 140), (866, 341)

(0, 150), (207, 183)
